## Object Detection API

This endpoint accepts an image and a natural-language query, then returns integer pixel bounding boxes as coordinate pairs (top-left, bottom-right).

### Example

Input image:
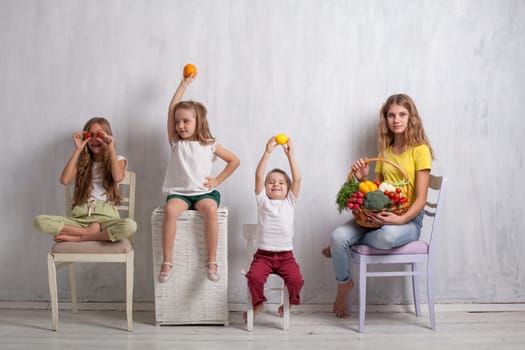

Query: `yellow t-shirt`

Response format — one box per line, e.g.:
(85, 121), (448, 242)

(375, 144), (432, 202)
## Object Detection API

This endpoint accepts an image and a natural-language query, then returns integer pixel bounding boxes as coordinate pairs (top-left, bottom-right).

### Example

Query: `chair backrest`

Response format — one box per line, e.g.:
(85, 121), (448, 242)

(242, 224), (257, 266)
(65, 170), (136, 221)
(424, 174), (447, 257)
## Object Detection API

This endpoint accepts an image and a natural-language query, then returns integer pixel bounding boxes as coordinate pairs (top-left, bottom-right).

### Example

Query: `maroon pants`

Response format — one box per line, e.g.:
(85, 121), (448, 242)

(245, 249), (304, 307)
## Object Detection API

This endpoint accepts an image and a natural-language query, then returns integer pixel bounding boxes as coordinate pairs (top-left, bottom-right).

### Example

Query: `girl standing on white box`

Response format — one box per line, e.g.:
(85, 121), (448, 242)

(158, 70), (240, 283)
(244, 136), (304, 322)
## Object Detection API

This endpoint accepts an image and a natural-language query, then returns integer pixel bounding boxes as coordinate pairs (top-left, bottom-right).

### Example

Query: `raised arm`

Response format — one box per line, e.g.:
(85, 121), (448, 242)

(255, 137), (277, 195)
(60, 131), (88, 185)
(167, 74), (195, 144)
(96, 129), (127, 183)
(283, 138), (301, 198)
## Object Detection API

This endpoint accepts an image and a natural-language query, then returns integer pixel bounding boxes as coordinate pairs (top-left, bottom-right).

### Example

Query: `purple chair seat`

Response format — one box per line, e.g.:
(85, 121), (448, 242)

(351, 240), (429, 256)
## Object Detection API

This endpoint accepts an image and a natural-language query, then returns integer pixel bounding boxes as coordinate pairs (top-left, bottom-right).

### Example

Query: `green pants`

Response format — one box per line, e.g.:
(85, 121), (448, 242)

(32, 200), (137, 242)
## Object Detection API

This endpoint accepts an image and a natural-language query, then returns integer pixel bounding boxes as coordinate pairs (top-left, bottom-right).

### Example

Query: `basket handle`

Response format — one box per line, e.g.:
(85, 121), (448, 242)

(346, 157), (411, 198)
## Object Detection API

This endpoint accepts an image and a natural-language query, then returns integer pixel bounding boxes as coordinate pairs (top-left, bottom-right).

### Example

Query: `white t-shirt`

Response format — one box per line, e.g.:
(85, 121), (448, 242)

(89, 155), (127, 202)
(256, 189), (297, 251)
(162, 140), (217, 196)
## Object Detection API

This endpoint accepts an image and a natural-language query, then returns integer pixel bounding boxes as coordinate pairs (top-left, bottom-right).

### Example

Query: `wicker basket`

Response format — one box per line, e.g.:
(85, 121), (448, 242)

(344, 157), (411, 228)
(151, 207), (229, 326)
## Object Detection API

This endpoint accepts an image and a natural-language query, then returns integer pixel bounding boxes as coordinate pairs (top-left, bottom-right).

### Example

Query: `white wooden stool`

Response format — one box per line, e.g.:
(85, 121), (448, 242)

(151, 207), (229, 325)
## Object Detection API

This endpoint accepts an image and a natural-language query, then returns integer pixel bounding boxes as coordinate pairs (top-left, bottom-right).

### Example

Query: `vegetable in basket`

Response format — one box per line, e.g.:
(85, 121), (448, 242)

(336, 176), (359, 213)
(358, 180), (378, 194)
(363, 190), (391, 211)
(378, 181), (397, 193)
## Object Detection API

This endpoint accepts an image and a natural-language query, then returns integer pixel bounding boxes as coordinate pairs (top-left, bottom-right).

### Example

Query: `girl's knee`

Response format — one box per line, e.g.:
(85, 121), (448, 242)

(376, 226), (418, 248)
(199, 204), (217, 218)
(32, 215), (60, 235)
(108, 219), (137, 240)
(32, 216), (45, 232)
(124, 218), (137, 235)
(330, 226), (352, 248)
(164, 201), (186, 218)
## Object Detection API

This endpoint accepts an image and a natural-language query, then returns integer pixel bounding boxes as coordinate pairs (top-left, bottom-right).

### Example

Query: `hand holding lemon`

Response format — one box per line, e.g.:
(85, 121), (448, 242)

(183, 63), (197, 78)
(275, 133), (289, 145)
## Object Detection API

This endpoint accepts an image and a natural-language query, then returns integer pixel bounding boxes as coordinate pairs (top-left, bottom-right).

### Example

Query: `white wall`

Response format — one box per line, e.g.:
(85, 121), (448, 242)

(1, 0), (524, 305)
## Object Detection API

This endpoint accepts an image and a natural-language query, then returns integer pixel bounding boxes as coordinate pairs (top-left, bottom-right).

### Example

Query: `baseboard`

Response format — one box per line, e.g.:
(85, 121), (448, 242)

(2, 301), (524, 313)
(0, 301), (155, 311)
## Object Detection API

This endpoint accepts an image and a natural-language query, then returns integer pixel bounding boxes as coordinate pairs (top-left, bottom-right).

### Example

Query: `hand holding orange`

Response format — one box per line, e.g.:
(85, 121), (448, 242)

(183, 63), (197, 78)
(275, 133), (289, 145)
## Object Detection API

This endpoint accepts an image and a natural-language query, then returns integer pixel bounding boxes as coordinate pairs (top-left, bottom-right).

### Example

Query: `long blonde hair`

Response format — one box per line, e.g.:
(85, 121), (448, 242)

(172, 101), (215, 145)
(377, 94), (434, 158)
(72, 117), (122, 206)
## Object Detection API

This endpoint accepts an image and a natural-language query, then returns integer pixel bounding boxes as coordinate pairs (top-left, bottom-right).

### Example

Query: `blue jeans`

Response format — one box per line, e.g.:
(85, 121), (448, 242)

(329, 211), (424, 284)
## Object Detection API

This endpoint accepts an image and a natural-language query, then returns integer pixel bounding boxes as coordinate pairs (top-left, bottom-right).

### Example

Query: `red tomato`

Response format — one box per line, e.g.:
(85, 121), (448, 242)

(83, 132), (92, 140)
(395, 187), (402, 194)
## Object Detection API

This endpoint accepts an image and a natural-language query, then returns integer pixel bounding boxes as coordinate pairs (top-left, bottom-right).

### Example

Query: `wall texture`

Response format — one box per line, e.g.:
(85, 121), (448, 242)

(1, 0), (524, 305)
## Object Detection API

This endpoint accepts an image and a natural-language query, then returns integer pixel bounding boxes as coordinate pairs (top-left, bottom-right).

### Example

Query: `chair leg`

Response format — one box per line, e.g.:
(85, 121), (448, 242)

(69, 264), (77, 314)
(412, 263), (422, 317)
(427, 264), (436, 330)
(348, 258), (356, 315)
(246, 288), (254, 332)
(47, 254), (58, 331)
(126, 250), (134, 332)
(348, 287), (354, 315)
(282, 287), (290, 331)
(358, 259), (367, 333)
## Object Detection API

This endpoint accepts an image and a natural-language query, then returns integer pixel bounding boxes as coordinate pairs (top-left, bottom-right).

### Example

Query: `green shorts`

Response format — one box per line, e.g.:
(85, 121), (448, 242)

(166, 190), (221, 210)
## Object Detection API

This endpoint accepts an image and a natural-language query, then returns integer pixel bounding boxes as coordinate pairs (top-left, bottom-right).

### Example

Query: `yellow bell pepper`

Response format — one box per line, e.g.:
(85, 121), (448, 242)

(358, 180), (378, 194)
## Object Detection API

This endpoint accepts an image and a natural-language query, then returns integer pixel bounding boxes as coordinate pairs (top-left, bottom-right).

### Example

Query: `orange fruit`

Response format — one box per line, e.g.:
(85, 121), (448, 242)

(183, 63), (197, 78)
(275, 133), (289, 145)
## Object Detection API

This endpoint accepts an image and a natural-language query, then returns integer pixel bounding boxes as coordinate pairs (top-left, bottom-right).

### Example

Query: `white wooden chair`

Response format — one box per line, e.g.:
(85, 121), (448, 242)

(349, 174), (447, 332)
(242, 224), (290, 331)
(47, 170), (136, 332)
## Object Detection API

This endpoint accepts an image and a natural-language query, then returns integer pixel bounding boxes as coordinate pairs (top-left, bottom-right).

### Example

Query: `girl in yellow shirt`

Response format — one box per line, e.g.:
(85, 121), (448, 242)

(323, 94), (434, 318)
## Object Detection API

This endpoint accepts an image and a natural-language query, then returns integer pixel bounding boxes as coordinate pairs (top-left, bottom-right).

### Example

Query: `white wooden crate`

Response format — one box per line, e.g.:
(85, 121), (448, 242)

(151, 206), (229, 326)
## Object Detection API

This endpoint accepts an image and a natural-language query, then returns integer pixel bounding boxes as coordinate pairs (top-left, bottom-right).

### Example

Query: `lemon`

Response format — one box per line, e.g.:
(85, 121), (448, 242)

(275, 133), (289, 145)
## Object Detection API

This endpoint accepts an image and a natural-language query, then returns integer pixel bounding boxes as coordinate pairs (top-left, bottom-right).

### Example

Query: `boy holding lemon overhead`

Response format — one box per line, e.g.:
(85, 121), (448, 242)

(243, 135), (304, 323)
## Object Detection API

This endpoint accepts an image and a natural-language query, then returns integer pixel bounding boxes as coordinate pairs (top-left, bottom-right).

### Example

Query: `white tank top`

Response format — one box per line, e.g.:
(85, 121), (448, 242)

(162, 140), (217, 196)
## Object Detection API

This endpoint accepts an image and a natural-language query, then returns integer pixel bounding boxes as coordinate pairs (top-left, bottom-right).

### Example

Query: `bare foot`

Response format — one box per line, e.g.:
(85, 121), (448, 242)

(243, 303), (264, 324)
(54, 229), (110, 243)
(86, 222), (101, 234)
(322, 246), (332, 258)
(54, 234), (81, 242)
(278, 304), (290, 317)
(333, 280), (354, 318)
